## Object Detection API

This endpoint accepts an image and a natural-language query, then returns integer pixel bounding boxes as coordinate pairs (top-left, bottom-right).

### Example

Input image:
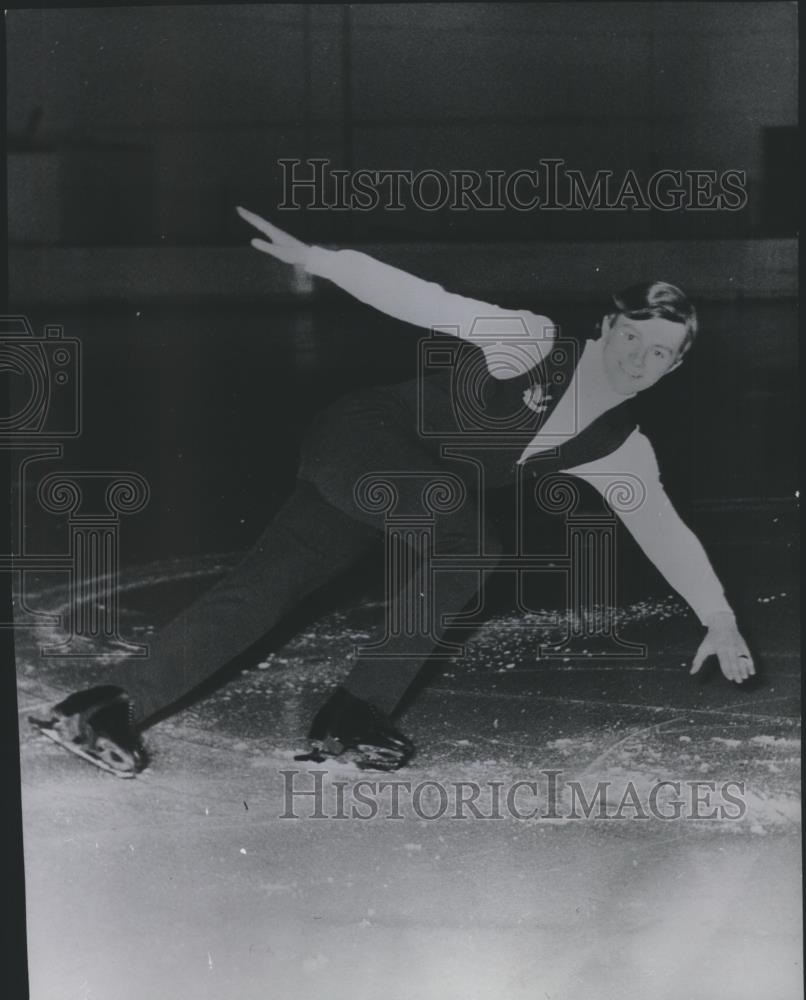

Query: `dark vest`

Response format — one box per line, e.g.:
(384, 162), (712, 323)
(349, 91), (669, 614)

(402, 332), (638, 489)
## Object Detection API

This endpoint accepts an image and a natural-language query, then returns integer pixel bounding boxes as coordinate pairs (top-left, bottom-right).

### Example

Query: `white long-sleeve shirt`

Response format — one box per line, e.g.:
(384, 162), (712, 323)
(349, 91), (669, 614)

(306, 246), (556, 378)
(304, 245), (734, 626)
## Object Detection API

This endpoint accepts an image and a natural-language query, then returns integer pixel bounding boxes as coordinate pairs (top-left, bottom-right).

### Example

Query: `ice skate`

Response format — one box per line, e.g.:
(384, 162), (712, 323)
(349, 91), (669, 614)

(29, 685), (148, 778)
(296, 686), (415, 771)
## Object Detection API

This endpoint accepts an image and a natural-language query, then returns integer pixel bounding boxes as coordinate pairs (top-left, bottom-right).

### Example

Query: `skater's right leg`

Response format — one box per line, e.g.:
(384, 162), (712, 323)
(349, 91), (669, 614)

(106, 478), (379, 725)
(30, 477), (379, 776)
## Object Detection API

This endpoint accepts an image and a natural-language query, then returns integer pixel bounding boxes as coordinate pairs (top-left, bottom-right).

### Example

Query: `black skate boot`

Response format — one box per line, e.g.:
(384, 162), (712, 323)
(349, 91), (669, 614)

(30, 685), (148, 778)
(295, 686), (415, 771)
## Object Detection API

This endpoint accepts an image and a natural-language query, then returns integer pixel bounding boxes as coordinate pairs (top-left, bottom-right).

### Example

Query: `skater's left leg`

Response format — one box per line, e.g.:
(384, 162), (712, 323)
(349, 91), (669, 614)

(296, 384), (505, 765)
(339, 525), (504, 716)
(298, 527), (502, 770)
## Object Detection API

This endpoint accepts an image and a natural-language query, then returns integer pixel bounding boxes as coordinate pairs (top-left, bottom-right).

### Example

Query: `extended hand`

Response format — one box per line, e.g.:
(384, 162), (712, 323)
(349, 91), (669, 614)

(236, 206), (310, 266)
(690, 612), (755, 684)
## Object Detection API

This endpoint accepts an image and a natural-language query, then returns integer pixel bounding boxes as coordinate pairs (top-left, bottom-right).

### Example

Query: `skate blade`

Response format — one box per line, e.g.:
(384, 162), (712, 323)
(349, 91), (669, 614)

(353, 744), (409, 772)
(293, 748), (328, 764)
(30, 719), (140, 778)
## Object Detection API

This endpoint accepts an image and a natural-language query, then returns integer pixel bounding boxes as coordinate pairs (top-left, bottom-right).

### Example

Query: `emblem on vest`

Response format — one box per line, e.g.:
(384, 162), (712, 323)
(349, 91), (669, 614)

(522, 384), (552, 413)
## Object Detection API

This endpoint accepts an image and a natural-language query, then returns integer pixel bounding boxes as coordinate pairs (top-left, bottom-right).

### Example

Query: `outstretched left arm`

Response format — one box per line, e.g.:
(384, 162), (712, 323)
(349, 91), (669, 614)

(237, 206), (555, 379)
(567, 430), (755, 684)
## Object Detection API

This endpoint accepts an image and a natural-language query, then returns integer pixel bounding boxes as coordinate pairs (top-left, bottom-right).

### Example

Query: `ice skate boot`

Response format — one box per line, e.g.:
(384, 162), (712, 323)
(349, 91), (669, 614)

(296, 686), (414, 771)
(30, 685), (148, 778)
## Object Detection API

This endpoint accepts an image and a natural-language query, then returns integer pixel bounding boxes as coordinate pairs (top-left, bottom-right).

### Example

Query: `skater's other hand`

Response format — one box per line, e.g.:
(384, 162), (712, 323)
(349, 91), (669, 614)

(236, 206), (309, 266)
(691, 613), (755, 684)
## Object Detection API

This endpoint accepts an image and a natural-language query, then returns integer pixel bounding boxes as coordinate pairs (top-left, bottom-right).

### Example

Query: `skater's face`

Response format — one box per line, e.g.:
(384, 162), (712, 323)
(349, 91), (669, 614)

(600, 314), (687, 395)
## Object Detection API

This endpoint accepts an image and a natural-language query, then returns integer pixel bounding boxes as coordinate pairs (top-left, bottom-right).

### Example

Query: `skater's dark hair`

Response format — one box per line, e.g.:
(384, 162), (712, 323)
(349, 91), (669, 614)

(608, 281), (698, 358)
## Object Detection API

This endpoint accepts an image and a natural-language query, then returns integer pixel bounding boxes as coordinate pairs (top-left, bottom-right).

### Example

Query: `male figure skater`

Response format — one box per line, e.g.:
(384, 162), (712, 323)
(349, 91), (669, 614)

(30, 207), (754, 776)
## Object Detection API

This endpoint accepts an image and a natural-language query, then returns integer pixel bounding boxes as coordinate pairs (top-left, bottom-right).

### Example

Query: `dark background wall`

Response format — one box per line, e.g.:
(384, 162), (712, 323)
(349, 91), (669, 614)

(7, 2), (798, 246)
(4, 3), (798, 562)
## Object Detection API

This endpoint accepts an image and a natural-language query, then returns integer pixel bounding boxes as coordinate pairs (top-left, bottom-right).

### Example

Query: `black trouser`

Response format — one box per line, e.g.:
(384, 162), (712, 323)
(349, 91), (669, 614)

(107, 382), (511, 726)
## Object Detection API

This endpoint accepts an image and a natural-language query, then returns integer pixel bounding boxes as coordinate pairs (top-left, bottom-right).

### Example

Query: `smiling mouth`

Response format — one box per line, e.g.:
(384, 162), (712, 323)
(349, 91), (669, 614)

(619, 364), (642, 380)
